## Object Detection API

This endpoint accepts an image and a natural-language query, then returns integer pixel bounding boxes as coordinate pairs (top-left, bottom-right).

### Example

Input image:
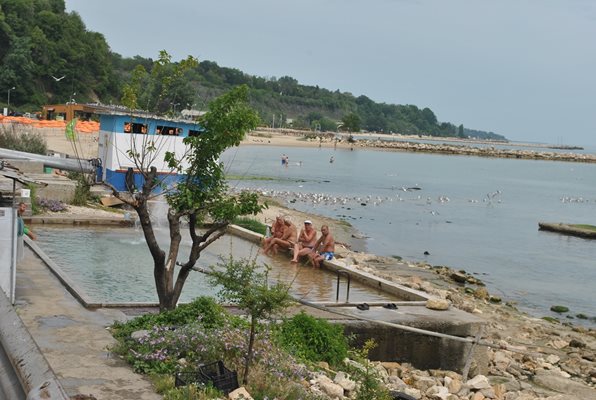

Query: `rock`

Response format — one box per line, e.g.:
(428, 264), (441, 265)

(403, 387), (422, 399)
(130, 329), (150, 340)
(381, 361), (401, 376)
(548, 339), (568, 350)
(446, 377), (462, 394)
(412, 375), (438, 392)
(533, 370), (596, 398)
(471, 391), (485, 400)
(319, 379), (344, 398)
(550, 305), (569, 313)
(426, 298), (450, 311)
(474, 287), (489, 300)
(228, 386), (254, 400)
(493, 384), (506, 399)
(492, 351), (512, 370)
(568, 338), (586, 348)
(466, 375), (491, 390)
(426, 385), (449, 400)
(451, 272), (467, 283)
(334, 371), (356, 392)
(545, 354), (560, 365)
(318, 361), (330, 370)
(489, 296), (502, 303)
(387, 375), (407, 391)
(480, 387), (496, 398)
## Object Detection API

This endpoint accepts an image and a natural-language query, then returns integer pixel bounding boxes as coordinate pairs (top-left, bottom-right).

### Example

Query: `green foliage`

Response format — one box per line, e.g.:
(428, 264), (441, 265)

(342, 112), (361, 133)
(232, 217), (267, 235)
(209, 255), (293, 383)
(67, 171), (91, 206)
(3, 5), (501, 140)
(209, 256), (293, 321)
(111, 297), (226, 341)
(26, 183), (40, 215)
(0, 126), (47, 154)
(347, 340), (391, 400)
(275, 311), (349, 366)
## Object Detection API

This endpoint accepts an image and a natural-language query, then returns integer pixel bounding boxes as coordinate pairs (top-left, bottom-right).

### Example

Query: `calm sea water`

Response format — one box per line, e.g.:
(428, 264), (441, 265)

(221, 145), (596, 325)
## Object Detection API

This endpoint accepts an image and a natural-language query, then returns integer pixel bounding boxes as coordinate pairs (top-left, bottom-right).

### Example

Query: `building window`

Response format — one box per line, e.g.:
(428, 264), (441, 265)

(156, 125), (178, 136)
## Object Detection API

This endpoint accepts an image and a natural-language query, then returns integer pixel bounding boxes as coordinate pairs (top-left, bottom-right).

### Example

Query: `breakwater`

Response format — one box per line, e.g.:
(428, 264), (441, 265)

(354, 139), (596, 163)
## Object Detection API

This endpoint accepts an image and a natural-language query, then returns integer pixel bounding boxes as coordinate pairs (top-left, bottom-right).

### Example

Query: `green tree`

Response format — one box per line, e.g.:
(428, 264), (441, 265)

(342, 112), (361, 133)
(458, 124), (465, 138)
(209, 256), (293, 385)
(112, 55), (263, 311)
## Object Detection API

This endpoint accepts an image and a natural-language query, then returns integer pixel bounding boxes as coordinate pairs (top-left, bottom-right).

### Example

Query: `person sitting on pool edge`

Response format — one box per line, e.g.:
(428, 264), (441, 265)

(262, 215), (285, 251)
(263, 216), (297, 256)
(291, 220), (317, 263)
(309, 224), (335, 268)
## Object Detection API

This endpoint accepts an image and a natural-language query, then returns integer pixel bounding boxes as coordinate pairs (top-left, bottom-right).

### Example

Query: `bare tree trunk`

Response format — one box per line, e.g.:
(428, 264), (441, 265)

(242, 316), (256, 385)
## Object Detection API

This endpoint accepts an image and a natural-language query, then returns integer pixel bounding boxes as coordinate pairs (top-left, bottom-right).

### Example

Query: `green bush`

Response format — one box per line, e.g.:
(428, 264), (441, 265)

(275, 311), (348, 366)
(0, 126), (47, 155)
(232, 217), (267, 235)
(111, 296), (226, 341)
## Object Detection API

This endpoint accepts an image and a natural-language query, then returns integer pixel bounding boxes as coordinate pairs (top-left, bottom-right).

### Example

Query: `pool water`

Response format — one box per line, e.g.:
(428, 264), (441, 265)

(35, 226), (397, 304)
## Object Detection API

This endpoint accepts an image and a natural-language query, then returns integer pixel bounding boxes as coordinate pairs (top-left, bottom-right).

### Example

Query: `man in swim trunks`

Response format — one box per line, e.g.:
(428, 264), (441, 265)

(309, 224), (335, 268)
(291, 220), (317, 263)
(263, 217), (297, 256)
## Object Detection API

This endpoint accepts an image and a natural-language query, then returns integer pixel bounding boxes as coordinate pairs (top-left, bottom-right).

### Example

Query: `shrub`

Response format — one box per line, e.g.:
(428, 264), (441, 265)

(38, 198), (67, 212)
(111, 296), (226, 341)
(0, 126), (47, 155)
(275, 311), (348, 366)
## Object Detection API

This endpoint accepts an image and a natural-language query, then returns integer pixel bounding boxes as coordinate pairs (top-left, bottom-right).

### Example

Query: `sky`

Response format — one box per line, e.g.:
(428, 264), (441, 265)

(65, 0), (596, 146)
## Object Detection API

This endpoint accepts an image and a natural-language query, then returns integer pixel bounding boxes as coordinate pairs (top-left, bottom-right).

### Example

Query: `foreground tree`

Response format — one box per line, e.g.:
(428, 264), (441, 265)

(112, 54), (263, 310)
(209, 256), (293, 384)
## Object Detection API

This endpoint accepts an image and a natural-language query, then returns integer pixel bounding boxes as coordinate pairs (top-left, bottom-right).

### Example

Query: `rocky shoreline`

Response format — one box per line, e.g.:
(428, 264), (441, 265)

(254, 202), (595, 399)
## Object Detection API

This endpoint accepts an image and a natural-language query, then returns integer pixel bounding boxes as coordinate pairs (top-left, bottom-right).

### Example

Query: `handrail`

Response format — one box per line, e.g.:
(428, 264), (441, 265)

(336, 270), (351, 303)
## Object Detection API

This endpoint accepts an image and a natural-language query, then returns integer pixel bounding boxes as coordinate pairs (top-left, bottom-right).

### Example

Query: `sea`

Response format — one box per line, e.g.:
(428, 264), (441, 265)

(220, 142), (596, 326)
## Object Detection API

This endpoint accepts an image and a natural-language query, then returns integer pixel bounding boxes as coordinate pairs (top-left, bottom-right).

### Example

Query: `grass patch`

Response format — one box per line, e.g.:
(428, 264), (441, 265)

(225, 175), (278, 181)
(232, 217), (267, 235)
(570, 224), (596, 232)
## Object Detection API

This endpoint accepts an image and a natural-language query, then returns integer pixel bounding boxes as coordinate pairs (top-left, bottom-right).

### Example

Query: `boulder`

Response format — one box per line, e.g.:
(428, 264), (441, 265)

(426, 298), (450, 311)
(228, 387), (254, 400)
(334, 371), (356, 392)
(466, 375), (491, 390)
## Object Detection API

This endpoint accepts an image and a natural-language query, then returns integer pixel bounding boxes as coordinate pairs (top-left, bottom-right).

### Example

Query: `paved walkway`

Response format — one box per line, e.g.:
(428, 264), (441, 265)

(15, 246), (161, 400)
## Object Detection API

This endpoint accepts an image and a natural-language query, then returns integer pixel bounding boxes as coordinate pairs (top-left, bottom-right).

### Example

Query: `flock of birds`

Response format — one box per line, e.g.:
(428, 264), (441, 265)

(229, 187), (510, 212)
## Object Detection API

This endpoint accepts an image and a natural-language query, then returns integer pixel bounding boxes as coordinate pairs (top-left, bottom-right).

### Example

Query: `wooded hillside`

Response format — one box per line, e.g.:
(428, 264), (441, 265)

(0, 0), (506, 140)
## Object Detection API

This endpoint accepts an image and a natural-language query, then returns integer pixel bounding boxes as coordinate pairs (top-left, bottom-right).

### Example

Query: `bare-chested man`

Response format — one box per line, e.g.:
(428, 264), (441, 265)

(309, 225), (335, 268)
(262, 215), (284, 251)
(263, 217), (297, 256)
(291, 220), (317, 263)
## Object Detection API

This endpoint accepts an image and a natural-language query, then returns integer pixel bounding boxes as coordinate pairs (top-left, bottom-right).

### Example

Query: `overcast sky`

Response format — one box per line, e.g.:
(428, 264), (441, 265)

(66, 0), (596, 146)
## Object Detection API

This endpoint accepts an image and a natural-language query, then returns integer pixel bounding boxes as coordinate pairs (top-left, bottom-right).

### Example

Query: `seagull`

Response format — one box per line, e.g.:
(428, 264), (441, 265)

(51, 75), (66, 81)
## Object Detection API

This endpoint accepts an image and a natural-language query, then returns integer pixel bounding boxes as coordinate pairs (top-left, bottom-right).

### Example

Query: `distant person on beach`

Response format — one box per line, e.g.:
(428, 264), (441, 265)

(329, 156), (334, 163)
(263, 217), (297, 256)
(281, 154), (288, 166)
(262, 215), (284, 250)
(16, 202), (36, 261)
(309, 225), (335, 268)
(291, 220), (317, 263)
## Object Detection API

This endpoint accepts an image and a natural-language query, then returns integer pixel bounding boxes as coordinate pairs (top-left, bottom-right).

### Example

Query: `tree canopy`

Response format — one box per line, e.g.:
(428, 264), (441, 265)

(0, 0), (506, 141)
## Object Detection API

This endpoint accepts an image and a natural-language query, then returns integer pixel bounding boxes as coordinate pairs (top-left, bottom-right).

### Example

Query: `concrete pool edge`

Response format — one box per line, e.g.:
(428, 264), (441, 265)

(228, 224), (433, 302)
(0, 286), (69, 399)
